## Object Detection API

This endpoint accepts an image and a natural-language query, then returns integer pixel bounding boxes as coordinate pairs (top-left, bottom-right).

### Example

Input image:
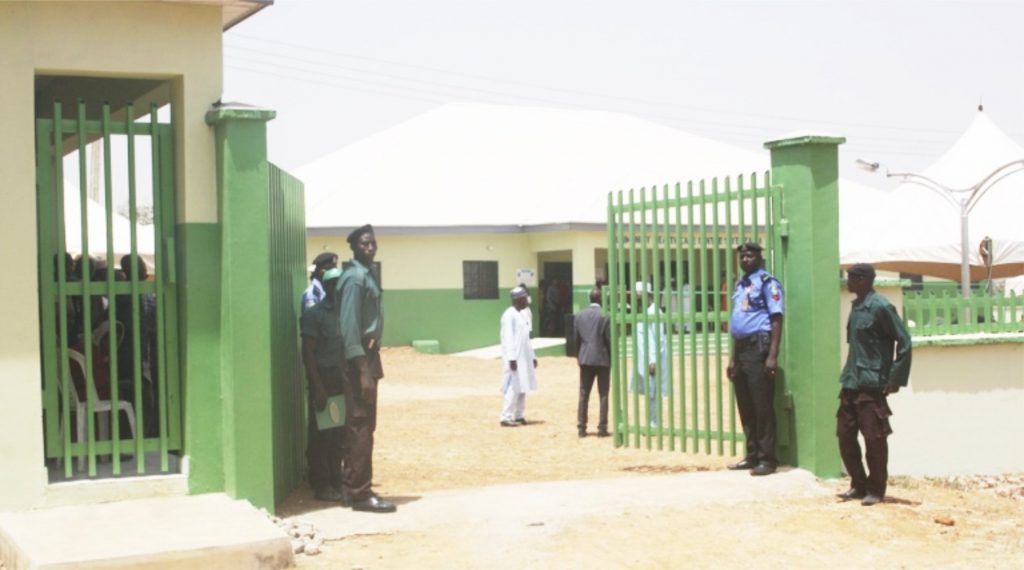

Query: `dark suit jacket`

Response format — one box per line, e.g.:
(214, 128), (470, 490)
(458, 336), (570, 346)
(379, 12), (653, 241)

(574, 303), (610, 367)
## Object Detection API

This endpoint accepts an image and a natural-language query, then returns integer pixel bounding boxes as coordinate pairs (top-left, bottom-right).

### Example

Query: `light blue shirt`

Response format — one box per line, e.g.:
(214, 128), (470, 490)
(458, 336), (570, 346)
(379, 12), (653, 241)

(300, 278), (326, 313)
(730, 267), (783, 339)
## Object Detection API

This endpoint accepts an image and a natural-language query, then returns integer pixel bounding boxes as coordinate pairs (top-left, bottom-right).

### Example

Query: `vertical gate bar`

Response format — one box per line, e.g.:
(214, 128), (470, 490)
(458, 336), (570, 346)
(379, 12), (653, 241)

(102, 103), (122, 475)
(653, 185), (668, 449)
(126, 104), (146, 471)
(608, 192), (622, 446)
(673, 182), (687, 452)
(655, 184), (671, 446)
(627, 188), (639, 447)
(711, 178), (723, 454)
(36, 112), (60, 471)
(724, 176), (737, 455)
(638, 187), (652, 449)
(76, 100), (98, 476)
(686, 181), (698, 452)
(698, 179), (711, 454)
(54, 102), (74, 477)
(615, 190), (629, 446)
(151, 105), (169, 470)
(751, 173), (760, 247)
(159, 123), (182, 451)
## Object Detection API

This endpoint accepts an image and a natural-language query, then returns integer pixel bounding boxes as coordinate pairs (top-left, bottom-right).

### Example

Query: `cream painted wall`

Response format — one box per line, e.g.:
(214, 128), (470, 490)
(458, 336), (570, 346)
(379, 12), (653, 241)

(0, 1), (224, 510)
(890, 342), (1024, 476)
(306, 233), (537, 290)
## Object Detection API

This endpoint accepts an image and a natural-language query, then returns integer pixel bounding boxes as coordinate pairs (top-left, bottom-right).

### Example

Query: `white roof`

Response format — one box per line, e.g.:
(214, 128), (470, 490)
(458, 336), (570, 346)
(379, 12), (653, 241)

(841, 110), (1024, 279)
(297, 103), (770, 229)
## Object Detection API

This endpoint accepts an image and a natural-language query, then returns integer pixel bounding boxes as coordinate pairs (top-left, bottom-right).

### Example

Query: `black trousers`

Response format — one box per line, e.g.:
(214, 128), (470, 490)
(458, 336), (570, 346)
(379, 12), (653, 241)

(732, 334), (777, 465)
(306, 365), (345, 492)
(342, 352), (381, 502)
(837, 388), (893, 498)
(577, 364), (610, 433)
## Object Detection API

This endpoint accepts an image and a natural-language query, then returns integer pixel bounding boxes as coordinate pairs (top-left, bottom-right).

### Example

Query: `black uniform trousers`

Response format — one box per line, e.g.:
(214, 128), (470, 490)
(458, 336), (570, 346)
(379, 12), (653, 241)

(837, 388), (893, 498)
(577, 364), (610, 433)
(306, 365), (345, 493)
(732, 333), (777, 465)
(341, 350), (381, 502)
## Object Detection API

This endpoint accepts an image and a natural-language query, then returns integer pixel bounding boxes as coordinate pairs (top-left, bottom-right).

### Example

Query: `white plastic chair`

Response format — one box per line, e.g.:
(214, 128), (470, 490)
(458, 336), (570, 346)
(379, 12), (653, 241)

(64, 348), (137, 470)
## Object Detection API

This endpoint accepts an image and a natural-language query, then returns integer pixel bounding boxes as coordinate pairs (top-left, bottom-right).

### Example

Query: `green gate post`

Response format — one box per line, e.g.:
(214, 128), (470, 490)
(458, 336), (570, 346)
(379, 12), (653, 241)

(764, 135), (845, 478)
(206, 104), (278, 510)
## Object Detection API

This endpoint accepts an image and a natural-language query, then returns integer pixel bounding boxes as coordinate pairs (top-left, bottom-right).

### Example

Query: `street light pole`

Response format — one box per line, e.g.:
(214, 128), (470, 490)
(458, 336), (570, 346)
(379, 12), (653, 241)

(856, 159), (1024, 299)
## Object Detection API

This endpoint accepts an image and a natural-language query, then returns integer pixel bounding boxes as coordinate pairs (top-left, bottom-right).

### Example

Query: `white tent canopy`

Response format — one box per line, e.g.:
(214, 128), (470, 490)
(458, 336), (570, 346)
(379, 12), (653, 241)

(298, 103), (776, 229)
(840, 110), (1024, 280)
(60, 188), (155, 261)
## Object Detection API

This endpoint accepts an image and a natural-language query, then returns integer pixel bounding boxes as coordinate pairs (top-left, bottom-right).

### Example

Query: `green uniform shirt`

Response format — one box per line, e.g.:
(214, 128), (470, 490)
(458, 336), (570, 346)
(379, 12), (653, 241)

(840, 290), (912, 391)
(337, 259), (383, 362)
(299, 297), (344, 369)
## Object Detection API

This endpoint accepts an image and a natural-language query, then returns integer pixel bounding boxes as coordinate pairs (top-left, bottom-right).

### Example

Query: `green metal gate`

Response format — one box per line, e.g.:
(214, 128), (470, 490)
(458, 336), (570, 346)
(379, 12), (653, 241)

(36, 99), (181, 480)
(607, 172), (784, 456)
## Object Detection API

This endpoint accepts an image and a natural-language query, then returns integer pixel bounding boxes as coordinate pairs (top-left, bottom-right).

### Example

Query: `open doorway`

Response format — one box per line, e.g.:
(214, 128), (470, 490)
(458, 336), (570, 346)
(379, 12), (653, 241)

(540, 261), (572, 337)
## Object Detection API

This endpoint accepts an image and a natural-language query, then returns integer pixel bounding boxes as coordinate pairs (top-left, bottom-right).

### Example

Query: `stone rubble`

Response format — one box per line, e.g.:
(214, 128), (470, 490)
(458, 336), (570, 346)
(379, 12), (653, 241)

(260, 508), (328, 557)
(926, 473), (1024, 502)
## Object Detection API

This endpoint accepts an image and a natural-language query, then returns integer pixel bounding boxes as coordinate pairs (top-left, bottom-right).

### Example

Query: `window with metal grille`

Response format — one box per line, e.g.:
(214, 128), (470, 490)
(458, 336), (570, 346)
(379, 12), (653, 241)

(463, 261), (498, 300)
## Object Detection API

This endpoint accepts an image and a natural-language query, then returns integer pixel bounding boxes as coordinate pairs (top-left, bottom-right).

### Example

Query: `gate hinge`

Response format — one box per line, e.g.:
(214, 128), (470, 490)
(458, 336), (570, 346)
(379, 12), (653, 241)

(778, 218), (790, 238)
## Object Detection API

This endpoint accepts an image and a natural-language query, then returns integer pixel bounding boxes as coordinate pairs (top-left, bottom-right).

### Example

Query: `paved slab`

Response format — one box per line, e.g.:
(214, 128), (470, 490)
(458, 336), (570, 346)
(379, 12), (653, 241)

(0, 493), (293, 570)
(454, 337), (565, 359)
(295, 467), (832, 540)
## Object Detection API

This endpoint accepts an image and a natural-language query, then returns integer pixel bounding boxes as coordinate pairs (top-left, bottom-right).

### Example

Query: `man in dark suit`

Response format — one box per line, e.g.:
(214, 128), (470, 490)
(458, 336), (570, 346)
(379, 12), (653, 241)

(574, 287), (611, 438)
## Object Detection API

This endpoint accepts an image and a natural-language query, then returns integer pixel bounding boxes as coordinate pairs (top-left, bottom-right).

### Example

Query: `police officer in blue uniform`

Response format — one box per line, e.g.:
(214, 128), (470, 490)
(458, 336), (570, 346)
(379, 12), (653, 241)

(726, 242), (784, 476)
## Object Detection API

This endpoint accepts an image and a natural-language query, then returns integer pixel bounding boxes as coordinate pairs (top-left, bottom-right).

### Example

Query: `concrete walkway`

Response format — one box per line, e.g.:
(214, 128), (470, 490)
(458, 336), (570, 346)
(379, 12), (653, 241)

(0, 494), (292, 569)
(294, 467), (831, 540)
(453, 337), (566, 359)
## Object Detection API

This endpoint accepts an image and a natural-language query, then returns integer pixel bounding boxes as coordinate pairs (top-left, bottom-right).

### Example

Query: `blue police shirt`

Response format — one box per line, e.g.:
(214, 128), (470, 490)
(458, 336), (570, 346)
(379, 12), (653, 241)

(730, 268), (783, 339)
(300, 278), (326, 313)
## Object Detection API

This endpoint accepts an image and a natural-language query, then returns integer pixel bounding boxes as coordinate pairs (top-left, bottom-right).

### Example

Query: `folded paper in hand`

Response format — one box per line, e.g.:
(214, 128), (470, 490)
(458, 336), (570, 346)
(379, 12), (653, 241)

(315, 395), (346, 431)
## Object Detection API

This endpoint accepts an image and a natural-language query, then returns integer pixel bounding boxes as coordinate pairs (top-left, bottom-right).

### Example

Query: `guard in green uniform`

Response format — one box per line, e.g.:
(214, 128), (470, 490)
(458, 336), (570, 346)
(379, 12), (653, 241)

(337, 224), (396, 514)
(299, 267), (346, 502)
(837, 263), (912, 506)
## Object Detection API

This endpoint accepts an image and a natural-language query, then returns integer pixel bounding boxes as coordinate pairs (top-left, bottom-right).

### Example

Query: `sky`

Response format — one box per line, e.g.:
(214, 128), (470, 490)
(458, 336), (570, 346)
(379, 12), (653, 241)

(223, 0), (1024, 190)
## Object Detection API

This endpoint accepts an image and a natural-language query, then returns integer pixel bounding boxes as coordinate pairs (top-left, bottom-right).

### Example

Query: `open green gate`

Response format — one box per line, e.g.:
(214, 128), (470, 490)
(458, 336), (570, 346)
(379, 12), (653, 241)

(607, 172), (785, 456)
(36, 99), (181, 480)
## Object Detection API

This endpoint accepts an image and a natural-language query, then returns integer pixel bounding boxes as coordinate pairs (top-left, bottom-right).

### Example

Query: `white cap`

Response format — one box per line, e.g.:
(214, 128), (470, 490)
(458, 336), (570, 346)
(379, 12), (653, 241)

(634, 281), (652, 294)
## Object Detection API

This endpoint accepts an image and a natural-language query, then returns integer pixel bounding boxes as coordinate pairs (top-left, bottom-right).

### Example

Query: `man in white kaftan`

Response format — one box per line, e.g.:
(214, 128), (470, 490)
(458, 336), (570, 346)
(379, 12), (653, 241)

(500, 286), (538, 426)
(630, 281), (670, 428)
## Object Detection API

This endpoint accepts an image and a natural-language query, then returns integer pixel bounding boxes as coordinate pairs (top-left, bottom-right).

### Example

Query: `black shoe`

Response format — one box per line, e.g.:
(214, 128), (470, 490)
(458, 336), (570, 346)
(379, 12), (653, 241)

(351, 495), (397, 513)
(837, 488), (866, 501)
(500, 420), (519, 427)
(861, 493), (883, 506)
(727, 458), (758, 470)
(597, 430), (611, 437)
(516, 418), (528, 425)
(578, 430), (588, 438)
(750, 462), (777, 476)
(313, 487), (343, 502)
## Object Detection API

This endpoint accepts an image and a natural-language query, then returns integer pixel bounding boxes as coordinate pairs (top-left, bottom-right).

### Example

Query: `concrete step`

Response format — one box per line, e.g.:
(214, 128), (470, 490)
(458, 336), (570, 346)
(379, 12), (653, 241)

(0, 493), (293, 569)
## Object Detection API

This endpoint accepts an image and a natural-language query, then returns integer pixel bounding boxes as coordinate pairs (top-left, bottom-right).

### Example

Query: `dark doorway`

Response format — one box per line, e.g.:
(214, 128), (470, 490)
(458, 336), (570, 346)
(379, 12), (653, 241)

(541, 262), (572, 337)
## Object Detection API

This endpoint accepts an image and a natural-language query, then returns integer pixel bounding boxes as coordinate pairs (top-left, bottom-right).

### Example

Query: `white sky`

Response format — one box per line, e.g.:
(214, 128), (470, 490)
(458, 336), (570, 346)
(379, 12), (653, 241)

(223, 0), (1024, 190)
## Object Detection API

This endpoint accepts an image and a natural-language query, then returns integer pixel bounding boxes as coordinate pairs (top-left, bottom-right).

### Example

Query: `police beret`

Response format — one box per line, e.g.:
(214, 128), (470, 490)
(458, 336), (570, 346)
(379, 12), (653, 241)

(847, 263), (876, 278)
(736, 241), (763, 253)
(311, 251), (337, 269)
(347, 224), (374, 244)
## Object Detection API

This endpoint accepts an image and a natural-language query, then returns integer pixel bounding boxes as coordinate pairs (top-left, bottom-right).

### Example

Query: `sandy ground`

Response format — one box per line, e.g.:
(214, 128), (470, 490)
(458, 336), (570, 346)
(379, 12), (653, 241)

(281, 347), (1024, 569)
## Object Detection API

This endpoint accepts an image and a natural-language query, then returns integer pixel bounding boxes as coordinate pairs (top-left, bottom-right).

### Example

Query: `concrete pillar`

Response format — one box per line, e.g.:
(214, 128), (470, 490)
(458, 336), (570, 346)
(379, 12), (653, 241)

(764, 134), (845, 478)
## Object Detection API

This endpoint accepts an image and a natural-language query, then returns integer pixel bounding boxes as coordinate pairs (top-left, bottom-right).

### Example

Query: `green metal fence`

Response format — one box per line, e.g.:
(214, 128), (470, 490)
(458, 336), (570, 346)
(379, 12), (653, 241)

(904, 290), (1024, 336)
(267, 163), (309, 503)
(36, 99), (181, 480)
(607, 173), (783, 455)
